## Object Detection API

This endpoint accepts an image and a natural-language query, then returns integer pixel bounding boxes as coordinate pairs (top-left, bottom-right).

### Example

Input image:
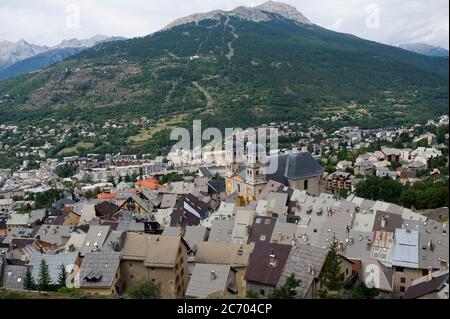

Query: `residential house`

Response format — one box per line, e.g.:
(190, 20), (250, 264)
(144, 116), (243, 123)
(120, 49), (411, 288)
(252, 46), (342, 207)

(0, 198), (14, 212)
(404, 270), (449, 299)
(357, 257), (394, 293)
(270, 221), (298, 245)
(195, 241), (254, 297)
(171, 193), (210, 227)
(183, 226), (209, 253)
(381, 148), (402, 163)
(336, 160), (353, 171)
(248, 216), (276, 244)
(80, 225), (111, 255)
(6, 213), (30, 235)
(0, 263), (28, 290)
(120, 233), (189, 298)
(35, 225), (73, 247)
(245, 242), (292, 298)
(276, 243), (328, 298)
(231, 207), (255, 244)
(325, 172), (355, 192)
(391, 228), (421, 297)
(208, 219), (235, 243)
(78, 252), (123, 295)
(354, 162), (374, 176)
(185, 263), (237, 298)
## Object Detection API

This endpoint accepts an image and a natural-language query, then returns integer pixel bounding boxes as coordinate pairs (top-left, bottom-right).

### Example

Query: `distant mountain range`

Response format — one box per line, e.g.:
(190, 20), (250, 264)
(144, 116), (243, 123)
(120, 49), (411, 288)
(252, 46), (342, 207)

(399, 43), (449, 57)
(0, 35), (126, 80)
(0, 1), (447, 131)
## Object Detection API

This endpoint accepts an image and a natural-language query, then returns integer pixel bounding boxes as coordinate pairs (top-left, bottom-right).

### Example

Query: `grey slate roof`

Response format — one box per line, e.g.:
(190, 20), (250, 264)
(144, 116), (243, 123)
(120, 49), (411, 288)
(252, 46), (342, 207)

(35, 224), (73, 246)
(184, 226), (208, 252)
(1, 264), (28, 290)
(271, 221), (298, 245)
(372, 211), (403, 233)
(116, 211), (146, 233)
(401, 219), (449, 270)
(79, 252), (121, 288)
(284, 152), (324, 180)
(208, 219), (235, 243)
(277, 243), (327, 299)
(29, 252), (79, 285)
(160, 193), (177, 209)
(81, 225), (111, 255)
(162, 226), (182, 236)
(344, 230), (372, 260)
(185, 263), (236, 299)
(199, 167), (213, 179)
(28, 209), (47, 224)
(265, 152), (323, 185)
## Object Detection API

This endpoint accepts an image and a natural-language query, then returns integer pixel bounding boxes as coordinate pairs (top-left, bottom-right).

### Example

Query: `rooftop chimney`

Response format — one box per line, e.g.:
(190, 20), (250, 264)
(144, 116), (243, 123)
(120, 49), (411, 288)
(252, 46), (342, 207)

(428, 239), (434, 252)
(426, 268), (433, 282)
(269, 251), (277, 267)
(339, 242), (344, 254)
(380, 215), (387, 228)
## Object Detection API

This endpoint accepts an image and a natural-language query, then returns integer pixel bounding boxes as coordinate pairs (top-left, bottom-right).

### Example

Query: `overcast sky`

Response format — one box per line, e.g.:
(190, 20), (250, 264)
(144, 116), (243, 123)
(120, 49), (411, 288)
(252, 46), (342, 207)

(0, 0), (448, 49)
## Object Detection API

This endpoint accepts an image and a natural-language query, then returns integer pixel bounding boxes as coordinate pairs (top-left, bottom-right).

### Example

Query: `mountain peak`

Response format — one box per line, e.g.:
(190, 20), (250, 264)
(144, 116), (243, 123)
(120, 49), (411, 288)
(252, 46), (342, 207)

(164, 1), (312, 30)
(256, 1), (311, 24)
(398, 42), (449, 57)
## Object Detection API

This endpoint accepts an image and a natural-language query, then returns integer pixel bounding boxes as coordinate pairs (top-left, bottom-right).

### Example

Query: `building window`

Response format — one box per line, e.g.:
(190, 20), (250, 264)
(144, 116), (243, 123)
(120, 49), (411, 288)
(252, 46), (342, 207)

(400, 286), (405, 293)
(304, 180), (308, 190)
(400, 277), (406, 283)
(422, 269), (428, 276)
(260, 289), (265, 296)
(346, 269), (349, 275)
(396, 267), (404, 272)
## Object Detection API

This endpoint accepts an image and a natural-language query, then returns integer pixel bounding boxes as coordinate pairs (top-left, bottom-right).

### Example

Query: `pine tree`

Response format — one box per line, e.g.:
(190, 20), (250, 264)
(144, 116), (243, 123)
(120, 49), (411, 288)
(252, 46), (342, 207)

(37, 259), (51, 291)
(270, 273), (301, 299)
(23, 267), (36, 290)
(320, 236), (345, 293)
(57, 264), (68, 288)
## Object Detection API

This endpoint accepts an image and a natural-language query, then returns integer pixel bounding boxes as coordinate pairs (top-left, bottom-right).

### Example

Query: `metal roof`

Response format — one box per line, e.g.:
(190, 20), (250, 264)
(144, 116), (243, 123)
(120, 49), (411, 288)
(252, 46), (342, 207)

(391, 228), (419, 268)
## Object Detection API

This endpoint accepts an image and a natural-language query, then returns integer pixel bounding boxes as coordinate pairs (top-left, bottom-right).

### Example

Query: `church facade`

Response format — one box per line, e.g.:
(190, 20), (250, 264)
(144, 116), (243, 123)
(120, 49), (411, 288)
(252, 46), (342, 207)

(225, 143), (325, 201)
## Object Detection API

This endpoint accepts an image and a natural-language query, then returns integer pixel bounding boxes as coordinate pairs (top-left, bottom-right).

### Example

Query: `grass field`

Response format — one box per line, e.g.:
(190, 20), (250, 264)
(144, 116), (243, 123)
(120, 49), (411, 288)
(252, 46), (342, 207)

(58, 142), (95, 156)
(128, 113), (190, 143)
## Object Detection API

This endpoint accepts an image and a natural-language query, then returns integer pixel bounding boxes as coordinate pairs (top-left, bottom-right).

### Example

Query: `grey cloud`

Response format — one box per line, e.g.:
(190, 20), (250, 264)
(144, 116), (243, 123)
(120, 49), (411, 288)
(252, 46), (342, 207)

(0, 0), (448, 49)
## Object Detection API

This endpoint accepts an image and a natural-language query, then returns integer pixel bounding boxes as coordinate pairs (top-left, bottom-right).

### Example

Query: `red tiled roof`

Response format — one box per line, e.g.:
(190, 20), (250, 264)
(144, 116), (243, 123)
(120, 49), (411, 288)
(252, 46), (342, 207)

(135, 178), (160, 190)
(97, 192), (117, 199)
